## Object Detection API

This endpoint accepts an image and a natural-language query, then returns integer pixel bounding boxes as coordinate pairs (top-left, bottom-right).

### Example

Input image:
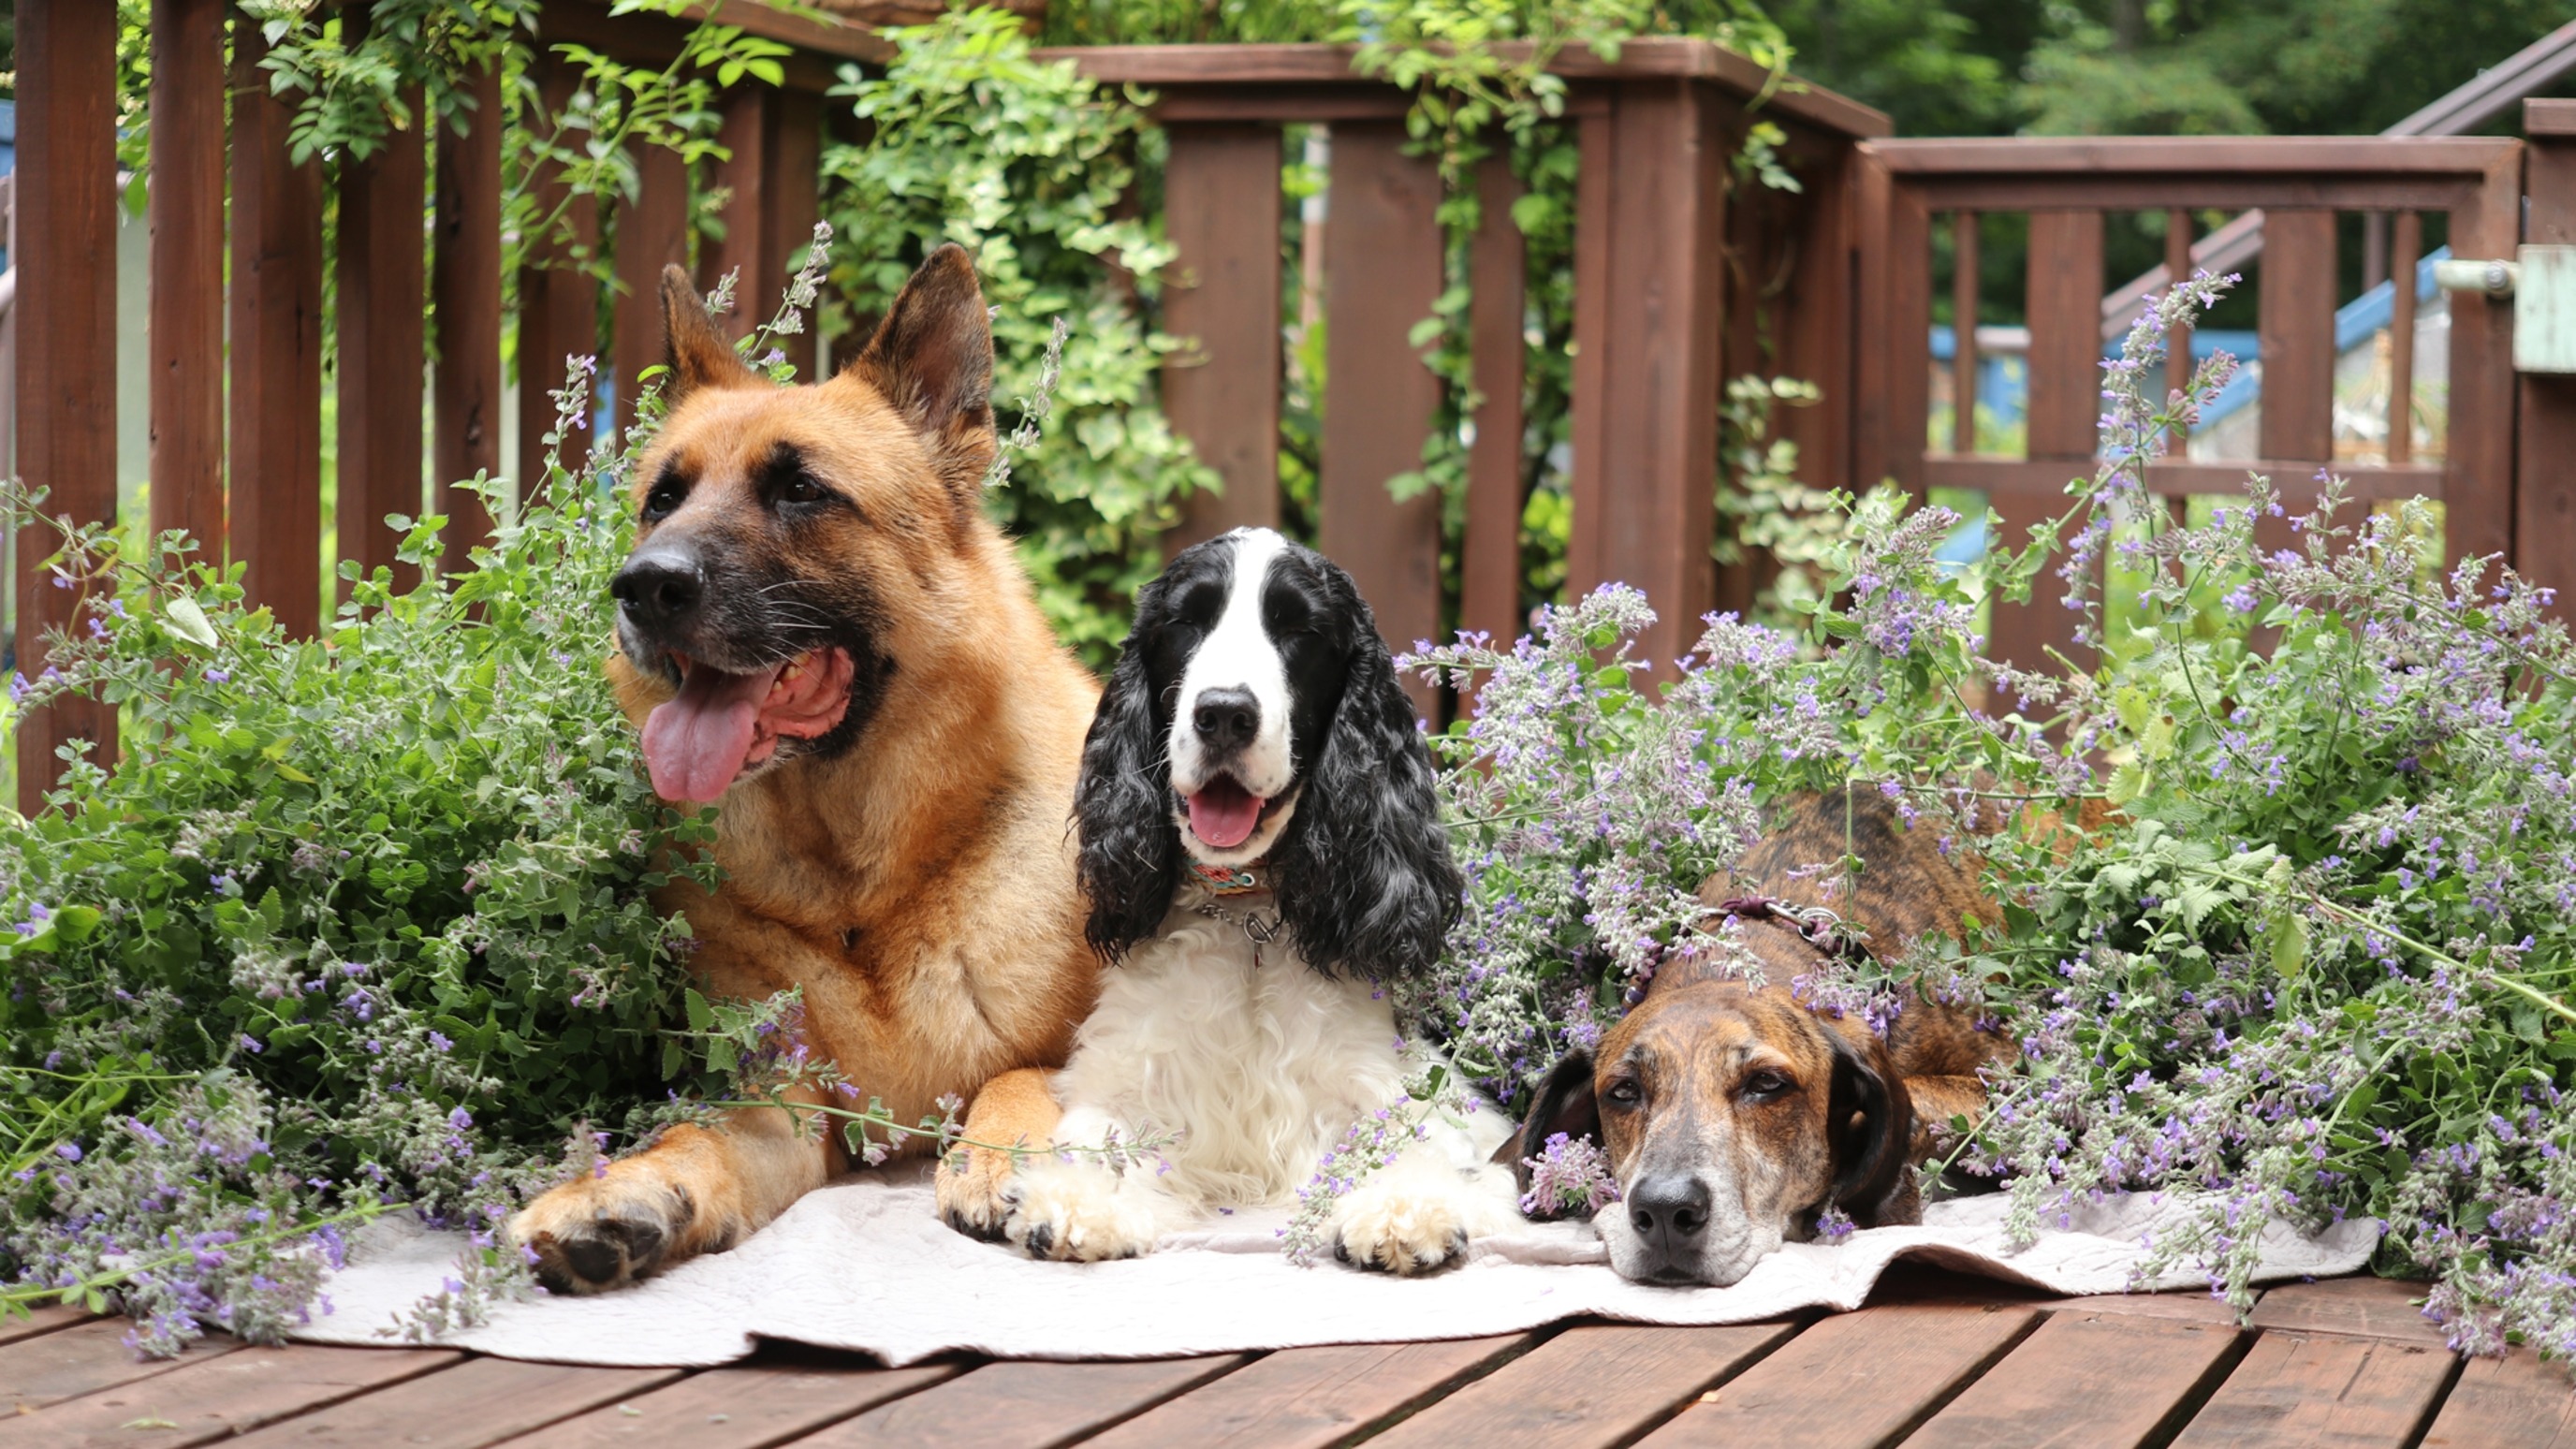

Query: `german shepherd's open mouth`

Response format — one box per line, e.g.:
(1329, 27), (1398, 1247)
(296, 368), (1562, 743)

(635, 646), (858, 804)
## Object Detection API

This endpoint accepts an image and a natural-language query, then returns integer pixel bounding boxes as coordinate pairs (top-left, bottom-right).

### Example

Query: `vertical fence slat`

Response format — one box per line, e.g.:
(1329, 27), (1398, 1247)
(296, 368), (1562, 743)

(1848, 146), (1895, 494)
(1950, 212), (1977, 455)
(2520, 114), (2576, 621)
(2388, 212), (2420, 468)
(613, 143), (693, 432)
(703, 85), (773, 339)
(1992, 208), (2101, 681)
(227, 17), (326, 639)
(12, 0), (121, 811)
(1776, 136), (1856, 498)
(2452, 152), (2521, 572)
(336, 67), (429, 596)
(1882, 181), (1932, 497)
(1567, 80), (1727, 676)
(765, 88), (824, 350)
(1160, 123), (1282, 553)
(2256, 208), (2335, 593)
(516, 58), (601, 493)
(146, 0), (227, 554)
(1321, 119), (1444, 715)
(1460, 151), (1527, 662)
(1564, 110), (1613, 595)
(433, 60), (504, 575)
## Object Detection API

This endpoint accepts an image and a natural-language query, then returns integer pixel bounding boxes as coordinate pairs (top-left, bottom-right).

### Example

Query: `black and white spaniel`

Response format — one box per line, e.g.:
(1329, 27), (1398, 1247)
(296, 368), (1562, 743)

(1001, 527), (1521, 1272)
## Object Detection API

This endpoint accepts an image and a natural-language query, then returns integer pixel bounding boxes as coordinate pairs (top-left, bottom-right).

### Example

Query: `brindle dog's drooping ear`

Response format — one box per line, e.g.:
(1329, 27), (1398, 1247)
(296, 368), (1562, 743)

(1507, 786), (2013, 1286)
(506, 247), (1102, 1293)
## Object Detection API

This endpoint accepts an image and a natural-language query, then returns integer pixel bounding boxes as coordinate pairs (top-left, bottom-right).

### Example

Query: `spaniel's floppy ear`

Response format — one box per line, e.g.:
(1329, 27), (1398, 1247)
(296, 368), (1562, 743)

(1822, 1026), (1914, 1228)
(1501, 1050), (1603, 1219)
(1267, 569), (1463, 980)
(1075, 627), (1179, 961)
(660, 263), (759, 403)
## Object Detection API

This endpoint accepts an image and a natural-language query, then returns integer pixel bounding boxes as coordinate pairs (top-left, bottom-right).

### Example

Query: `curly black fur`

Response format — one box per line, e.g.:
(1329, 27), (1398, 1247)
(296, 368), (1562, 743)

(1075, 630), (1184, 959)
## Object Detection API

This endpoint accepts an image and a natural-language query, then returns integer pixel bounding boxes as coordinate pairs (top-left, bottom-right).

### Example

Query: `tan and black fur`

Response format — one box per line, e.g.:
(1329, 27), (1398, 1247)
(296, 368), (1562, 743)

(507, 248), (1087, 1293)
(1509, 787), (2015, 1285)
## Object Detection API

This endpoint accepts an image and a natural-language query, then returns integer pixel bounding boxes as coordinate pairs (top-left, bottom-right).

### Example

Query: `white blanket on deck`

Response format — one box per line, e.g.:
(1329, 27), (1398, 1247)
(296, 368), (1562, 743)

(287, 1166), (2378, 1368)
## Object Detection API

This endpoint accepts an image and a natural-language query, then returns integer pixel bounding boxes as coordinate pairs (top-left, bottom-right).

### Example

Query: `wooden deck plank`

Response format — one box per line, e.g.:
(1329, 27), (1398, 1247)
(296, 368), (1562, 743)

(1363, 1323), (1797, 1449)
(2421, 1345), (2576, 1448)
(219, 1355), (687, 1449)
(496, 1357), (960, 1448)
(2043, 1291), (2252, 1326)
(1636, 1304), (2040, 1448)
(0, 1318), (241, 1414)
(0, 1304), (94, 1348)
(794, 1354), (1253, 1449)
(1082, 1335), (1537, 1449)
(1903, 1310), (2247, 1449)
(0, 1343), (459, 1449)
(2246, 1279), (2445, 1346)
(2167, 1331), (2456, 1449)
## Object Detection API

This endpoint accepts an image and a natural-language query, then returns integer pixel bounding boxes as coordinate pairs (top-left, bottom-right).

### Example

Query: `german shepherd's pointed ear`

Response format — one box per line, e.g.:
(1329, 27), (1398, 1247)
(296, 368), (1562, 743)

(1822, 1027), (1914, 1227)
(1500, 1049), (1603, 1218)
(660, 263), (758, 402)
(852, 243), (997, 483)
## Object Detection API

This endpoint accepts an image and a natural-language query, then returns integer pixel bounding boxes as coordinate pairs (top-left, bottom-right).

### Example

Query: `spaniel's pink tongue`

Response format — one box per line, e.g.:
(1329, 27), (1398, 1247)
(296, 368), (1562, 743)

(1188, 777), (1266, 849)
(641, 659), (785, 805)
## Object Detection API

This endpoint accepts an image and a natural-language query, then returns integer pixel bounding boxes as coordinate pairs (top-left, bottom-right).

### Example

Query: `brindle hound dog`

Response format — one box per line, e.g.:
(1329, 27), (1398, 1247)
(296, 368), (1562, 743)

(1510, 787), (2016, 1285)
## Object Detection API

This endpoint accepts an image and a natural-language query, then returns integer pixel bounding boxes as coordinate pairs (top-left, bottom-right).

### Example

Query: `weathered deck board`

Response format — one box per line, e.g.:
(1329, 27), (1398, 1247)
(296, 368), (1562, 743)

(1903, 1310), (2248, 1449)
(218, 1355), (688, 1449)
(0, 1343), (458, 1449)
(2045, 1291), (2254, 1326)
(2420, 1345), (2576, 1448)
(1362, 1322), (1798, 1449)
(1635, 1303), (2041, 1448)
(497, 1357), (961, 1448)
(2247, 1278), (2447, 1345)
(0, 1304), (94, 1348)
(0, 1317), (240, 1414)
(1083, 1335), (1537, 1449)
(2166, 1330), (2457, 1449)
(794, 1354), (1253, 1448)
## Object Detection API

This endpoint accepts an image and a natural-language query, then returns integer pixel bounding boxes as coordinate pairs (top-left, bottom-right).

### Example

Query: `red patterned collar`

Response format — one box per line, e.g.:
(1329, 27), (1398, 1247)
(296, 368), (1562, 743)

(1190, 859), (1269, 897)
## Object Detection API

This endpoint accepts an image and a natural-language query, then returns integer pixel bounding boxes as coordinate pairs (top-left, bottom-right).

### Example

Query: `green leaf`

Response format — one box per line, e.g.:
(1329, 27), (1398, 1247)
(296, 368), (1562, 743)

(684, 988), (714, 1033)
(164, 596), (221, 649)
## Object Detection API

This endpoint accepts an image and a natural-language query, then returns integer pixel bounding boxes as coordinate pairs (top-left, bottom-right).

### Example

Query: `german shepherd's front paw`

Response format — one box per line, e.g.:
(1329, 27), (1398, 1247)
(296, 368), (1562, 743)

(507, 1175), (695, 1295)
(1330, 1181), (1475, 1276)
(1002, 1164), (1160, 1263)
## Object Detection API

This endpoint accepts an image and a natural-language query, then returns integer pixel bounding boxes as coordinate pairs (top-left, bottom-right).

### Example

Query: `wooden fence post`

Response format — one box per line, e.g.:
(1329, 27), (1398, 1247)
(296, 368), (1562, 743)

(147, 0), (227, 555)
(1567, 80), (1728, 677)
(2256, 208), (2336, 579)
(13, 0), (121, 811)
(613, 143), (694, 432)
(1994, 209), (2101, 681)
(2523, 102), (2576, 622)
(2449, 148), (2523, 572)
(1459, 151), (1527, 659)
(1160, 123), (1283, 553)
(702, 85), (773, 338)
(517, 57), (601, 493)
(1321, 119), (1444, 716)
(336, 9), (428, 594)
(766, 88), (825, 356)
(433, 60), (504, 574)
(228, 15), (327, 638)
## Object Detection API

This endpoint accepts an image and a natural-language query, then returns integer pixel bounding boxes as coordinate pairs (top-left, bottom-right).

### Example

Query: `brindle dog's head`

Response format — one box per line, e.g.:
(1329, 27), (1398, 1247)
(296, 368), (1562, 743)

(610, 246), (1002, 805)
(1515, 970), (1913, 1287)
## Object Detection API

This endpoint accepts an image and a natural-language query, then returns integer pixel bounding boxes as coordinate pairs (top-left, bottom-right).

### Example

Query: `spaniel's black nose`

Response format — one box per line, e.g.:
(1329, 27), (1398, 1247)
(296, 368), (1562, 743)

(1192, 687), (1262, 754)
(613, 549), (704, 630)
(1627, 1174), (1710, 1261)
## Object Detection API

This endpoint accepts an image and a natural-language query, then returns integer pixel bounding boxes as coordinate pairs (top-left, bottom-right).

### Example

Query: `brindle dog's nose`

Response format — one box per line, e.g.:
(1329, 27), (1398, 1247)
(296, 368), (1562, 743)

(613, 550), (704, 630)
(1192, 687), (1261, 754)
(1628, 1174), (1711, 1261)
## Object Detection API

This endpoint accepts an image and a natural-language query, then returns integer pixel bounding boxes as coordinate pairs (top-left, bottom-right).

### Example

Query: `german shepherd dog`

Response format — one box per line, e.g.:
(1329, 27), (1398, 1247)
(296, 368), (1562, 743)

(1510, 788), (2017, 1285)
(507, 248), (1094, 1293)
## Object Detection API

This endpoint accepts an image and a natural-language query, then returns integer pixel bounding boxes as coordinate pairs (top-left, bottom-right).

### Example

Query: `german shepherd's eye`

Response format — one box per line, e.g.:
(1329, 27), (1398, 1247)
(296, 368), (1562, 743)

(641, 468), (689, 523)
(758, 445), (831, 511)
(1603, 1077), (1644, 1109)
(1741, 1069), (1792, 1102)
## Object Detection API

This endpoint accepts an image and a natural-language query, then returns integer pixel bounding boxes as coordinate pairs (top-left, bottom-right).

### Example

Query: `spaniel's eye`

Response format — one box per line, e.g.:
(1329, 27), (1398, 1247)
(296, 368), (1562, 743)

(1742, 1070), (1792, 1101)
(1604, 1078), (1644, 1108)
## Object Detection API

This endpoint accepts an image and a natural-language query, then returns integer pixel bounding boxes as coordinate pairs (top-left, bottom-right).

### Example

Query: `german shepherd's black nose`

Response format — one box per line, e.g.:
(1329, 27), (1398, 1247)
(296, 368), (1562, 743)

(613, 549), (704, 629)
(1191, 687), (1261, 754)
(1628, 1174), (1710, 1262)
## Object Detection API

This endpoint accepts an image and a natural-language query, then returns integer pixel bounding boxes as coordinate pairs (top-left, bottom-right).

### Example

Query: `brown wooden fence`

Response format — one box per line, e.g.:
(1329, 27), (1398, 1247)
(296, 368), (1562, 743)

(17, 4), (2576, 811)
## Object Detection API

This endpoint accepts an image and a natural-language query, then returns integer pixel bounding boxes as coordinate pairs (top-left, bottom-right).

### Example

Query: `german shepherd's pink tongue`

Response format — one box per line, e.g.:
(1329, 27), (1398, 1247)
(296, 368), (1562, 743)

(642, 658), (783, 804)
(1187, 776), (1266, 849)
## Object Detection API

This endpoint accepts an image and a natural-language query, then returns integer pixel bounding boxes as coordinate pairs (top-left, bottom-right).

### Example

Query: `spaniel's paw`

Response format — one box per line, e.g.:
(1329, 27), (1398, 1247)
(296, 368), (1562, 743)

(1003, 1165), (1162, 1263)
(508, 1174), (695, 1295)
(1330, 1181), (1476, 1276)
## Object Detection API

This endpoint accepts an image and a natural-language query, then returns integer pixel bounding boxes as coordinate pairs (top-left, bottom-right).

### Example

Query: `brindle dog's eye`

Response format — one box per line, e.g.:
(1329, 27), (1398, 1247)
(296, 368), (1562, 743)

(1742, 1070), (1792, 1101)
(1604, 1078), (1643, 1107)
